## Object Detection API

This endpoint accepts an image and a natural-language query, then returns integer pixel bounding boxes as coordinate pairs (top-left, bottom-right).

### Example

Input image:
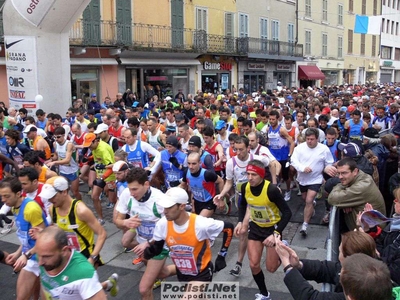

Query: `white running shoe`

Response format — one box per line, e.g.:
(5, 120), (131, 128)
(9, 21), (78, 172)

(284, 190), (291, 201)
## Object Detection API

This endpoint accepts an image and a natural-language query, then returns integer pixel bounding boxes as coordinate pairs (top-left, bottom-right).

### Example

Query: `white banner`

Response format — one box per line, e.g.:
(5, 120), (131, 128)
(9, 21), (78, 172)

(5, 36), (39, 114)
(11, 0), (56, 27)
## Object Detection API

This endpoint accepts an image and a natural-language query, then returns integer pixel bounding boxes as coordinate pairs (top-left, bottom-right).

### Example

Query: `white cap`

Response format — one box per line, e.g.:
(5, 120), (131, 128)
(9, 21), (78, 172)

(278, 97), (285, 104)
(293, 89), (298, 93)
(39, 176), (69, 199)
(159, 187), (189, 208)
(94, 123), (109, 134)
(165, 96), (172, 101)
(23, 124), (37, 133)
(112, 161), (129, 172)
(252, 92), (257, 98)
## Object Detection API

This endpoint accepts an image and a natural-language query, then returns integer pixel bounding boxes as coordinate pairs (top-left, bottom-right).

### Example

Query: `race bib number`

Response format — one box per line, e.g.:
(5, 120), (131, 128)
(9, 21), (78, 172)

(170, 251), (198, 276)
(250, 205), (270, 224)
(191, 186), (205, 201)
(16, 228), (30, 253)
(166, 171), (180, 182)
(137, 221), (155, 240)
(66, 232), (81, 251)
(130, 160), (143, 168)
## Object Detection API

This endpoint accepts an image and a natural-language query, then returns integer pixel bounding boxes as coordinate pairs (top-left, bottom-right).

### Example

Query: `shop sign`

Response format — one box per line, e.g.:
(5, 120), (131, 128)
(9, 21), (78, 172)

(383, 61), (393, 67)
(276, 64), (291, 71)
(203, 61), (232, 71)
(248, 63), (265, 70)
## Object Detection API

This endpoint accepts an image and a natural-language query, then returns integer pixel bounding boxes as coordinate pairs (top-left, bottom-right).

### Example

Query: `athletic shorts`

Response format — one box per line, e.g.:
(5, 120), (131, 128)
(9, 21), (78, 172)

(60, 172), (78, 182)
(248, 222), (277, 242)
(194, 199), (216, 215)
(177, 261), (213, 282)
(153, 248), (169, 260)
(24, 259), (40, 277)
(299, 183), (322, 194)
(279, 160), (290, 181)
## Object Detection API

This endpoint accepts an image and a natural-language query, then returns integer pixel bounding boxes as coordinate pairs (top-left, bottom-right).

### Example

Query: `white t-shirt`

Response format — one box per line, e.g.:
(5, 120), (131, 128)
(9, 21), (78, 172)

(249, 145), (276, 161)
(116, 187), (164, 244)
(290, 142), (334, 186)
(152, 213), (224, 243)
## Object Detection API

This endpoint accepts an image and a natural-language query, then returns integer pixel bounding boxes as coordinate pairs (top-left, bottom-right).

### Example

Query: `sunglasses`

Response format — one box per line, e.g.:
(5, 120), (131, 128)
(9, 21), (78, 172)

(54, 135), (63, 139)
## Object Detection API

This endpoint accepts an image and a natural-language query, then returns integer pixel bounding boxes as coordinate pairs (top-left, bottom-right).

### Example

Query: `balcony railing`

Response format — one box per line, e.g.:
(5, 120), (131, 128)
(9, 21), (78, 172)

(69, 19), (303, 57)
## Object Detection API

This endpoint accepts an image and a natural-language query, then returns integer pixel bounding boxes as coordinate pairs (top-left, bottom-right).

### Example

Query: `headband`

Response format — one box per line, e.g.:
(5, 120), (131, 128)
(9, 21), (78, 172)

(246, 164), (265, 179)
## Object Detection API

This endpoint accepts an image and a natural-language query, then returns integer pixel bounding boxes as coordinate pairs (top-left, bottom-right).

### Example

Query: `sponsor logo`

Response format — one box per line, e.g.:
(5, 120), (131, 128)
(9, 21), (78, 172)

(10, 90), (25, 99)
(5, 39), (23, 49)
(9, 77), (25, 88)
(27, 0), (41, 15)
(6, 66), (18, 71)
(6, 52), (27, 61)
(21, 68), (33, 72)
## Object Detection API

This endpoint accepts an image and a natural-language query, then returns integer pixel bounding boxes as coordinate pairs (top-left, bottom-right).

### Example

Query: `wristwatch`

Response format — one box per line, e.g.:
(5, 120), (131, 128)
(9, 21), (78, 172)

(90, 254), (98, 261)
(23, 251), (33, 260)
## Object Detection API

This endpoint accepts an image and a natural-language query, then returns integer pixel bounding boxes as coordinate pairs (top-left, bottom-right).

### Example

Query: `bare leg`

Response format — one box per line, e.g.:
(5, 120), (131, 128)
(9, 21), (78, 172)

(139, 258), (168, 300)
(304, 189), (318, 223)
(71, 178), (82, 200)
(92, 185), (104, 219)
(16, 269), (39, 300)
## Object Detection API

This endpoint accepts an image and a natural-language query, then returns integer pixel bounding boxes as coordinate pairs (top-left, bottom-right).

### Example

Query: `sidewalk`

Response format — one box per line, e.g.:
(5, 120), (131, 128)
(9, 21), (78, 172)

(0, 185), (329, 299)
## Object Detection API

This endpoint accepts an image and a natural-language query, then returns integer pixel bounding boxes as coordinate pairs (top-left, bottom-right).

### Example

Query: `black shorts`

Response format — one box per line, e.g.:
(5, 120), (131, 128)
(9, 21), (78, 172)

(248, 222), (277, 242)
(177, 261), (213, 282)
(299, 183), (322, 193)
(215, 170), (225, 179)
(0, 250), (4, 262)
(279, 160), (290, 181)
(194, 199), (216, 215)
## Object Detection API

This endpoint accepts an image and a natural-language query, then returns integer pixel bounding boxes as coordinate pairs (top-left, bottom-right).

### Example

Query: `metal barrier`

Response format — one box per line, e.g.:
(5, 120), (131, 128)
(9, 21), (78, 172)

(322, 206), (340, 292)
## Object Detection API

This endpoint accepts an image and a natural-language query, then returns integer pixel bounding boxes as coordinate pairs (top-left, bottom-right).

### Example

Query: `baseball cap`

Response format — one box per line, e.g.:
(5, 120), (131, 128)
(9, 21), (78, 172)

(166, 126), (176, 133)
(149, 102), (156, 109)
(159, 187), (189, 208)
(188, 136), (202, 148)
(23, 124), (38, 133)
(39, 176), (69, 199)
(132, 101), (139, 107)
(347, 105), (356, 114)
(338, 142), (362, 158)
(166, 135), (179, 148)
(112, 161), (129, 172)
(82, 133), (97, 147)
(278, 97), (285, 104)
(321, 107), (331, 115)
(363, 128), (379, 139)
(91, 93), (96, 97)
(215, 120), (226, 131)
(94, 123), (109, 134)
(165, 96), (172, 101)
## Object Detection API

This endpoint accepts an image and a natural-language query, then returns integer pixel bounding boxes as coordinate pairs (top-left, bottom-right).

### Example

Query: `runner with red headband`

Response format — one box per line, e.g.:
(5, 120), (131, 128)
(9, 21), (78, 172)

(235, 159), (292, 300)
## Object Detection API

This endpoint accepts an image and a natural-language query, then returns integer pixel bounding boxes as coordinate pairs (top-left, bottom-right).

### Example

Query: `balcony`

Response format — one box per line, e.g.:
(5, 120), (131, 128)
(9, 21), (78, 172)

(69, 19), (303, 58)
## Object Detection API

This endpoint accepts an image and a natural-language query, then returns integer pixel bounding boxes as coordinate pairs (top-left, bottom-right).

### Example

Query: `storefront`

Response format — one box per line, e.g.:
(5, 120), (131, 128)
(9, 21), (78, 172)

(274, 63), (292, 88)
(297, 64), (325, 88)
(321, 70), (340, 86)
(198, 56), (236, 94)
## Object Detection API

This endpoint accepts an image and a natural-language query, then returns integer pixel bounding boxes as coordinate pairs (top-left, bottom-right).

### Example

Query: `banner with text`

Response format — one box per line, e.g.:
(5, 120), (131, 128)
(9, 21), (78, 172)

(5, 36), (39, 114)
(11, 0), (56, 27)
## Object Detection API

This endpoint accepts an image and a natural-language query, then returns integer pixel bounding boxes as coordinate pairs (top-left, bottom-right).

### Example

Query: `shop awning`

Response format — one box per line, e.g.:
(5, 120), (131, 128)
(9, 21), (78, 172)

(298, 65), (325, 80)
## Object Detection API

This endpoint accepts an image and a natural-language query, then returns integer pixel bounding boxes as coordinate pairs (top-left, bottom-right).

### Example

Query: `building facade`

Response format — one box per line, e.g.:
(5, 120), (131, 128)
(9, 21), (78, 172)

(379, 0), (400, 83)
(297, 0), (345, 87)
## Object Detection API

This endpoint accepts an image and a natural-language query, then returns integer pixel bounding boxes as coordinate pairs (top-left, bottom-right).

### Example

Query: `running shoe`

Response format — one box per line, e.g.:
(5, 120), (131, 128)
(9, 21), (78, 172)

(255, 292), (271, 300)
(284, 190), (291, 201)
(1, 220), (14, 235)
(153, 279), (164, 290)
(98, 219), (105, 226)
(87, 189), (92, 196)
(229, 263), (242, 277)
(124, 247), (134, 253)
(300, 223), (308, 237)
(132, 257), (143, 265)
(106, 202), (114, 209)
(108, 273), (119, 297)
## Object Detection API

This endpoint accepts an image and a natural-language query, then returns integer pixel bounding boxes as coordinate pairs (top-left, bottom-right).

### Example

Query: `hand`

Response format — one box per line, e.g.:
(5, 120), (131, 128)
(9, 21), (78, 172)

(213, 194), (224, 204)
(28, 227), (43, 240)
(262, 234), (276, 247)
(13, 255), (27, 273)
(234, 223), (242, 237)
(124, 215), (141, 229)
(95, 164), (106, 170)
(324, 165), (337, 177)
(304, 167), (312, 173)
(47, 161), (56, 168)
(169, 157), (180, 169)
(212, 196), (225, 209)
(277, 240), (301, 268)
(214, 255), (226, 272)
(133, 242), (149, 257)
(5, 252), (18, 266)
(275, 240), (291, 267)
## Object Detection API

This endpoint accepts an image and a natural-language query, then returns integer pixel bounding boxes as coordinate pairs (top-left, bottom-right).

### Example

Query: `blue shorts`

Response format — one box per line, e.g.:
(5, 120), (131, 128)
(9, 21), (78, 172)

(60, 172), (78, 182)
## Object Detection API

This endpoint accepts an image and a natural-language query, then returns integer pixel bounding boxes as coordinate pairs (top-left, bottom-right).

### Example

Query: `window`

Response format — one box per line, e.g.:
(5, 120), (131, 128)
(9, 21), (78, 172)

(372, 35), (376, 56)
(398, 0), (400, 10)
(395, 48), (400, 61)
(349, 0), (353, 12)
(360, 34), (365, 55)
(338, 36), (343, 58)
(305, 30), (311, 55)
(392, 21), (395, 34)
(271, 20), (279, 41)
(362, 0), (366, 14)
(381, 46), (392, 59)
(387, 19), (390, 33)
(239, 13), (249, 37)
(322, 0), (328, 22)
(305, 0), (311, 18)
(288, 23), (295, 55)
(322, 33), (328, 56)
(382, 18), (385, 33)
(225, 12), (234, 51)
(396, 22), (399, 35)
(348, 29), (353, 54)
(260, 18), (268, 51)
(338, 4), (343, 25)
(373, 0), (378, 15)
(196, 8), (207, 31)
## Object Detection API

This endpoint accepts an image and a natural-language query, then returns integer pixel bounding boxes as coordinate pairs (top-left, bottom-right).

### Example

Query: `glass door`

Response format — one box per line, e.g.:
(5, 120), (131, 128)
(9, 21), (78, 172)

(77, 80), (98, 108)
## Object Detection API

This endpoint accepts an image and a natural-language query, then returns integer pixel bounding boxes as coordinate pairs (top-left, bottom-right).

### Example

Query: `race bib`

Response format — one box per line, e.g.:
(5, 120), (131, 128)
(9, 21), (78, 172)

(170, 251), (198, 276)
(66, 232), (81, 251)
(191, 186), (205, 201)
(249, 205), (270, 224)
(130, 160), (143, 168)
(137, 221), (155, 240)
(16, 228), (30, 253)
(166, 170), (180, 182)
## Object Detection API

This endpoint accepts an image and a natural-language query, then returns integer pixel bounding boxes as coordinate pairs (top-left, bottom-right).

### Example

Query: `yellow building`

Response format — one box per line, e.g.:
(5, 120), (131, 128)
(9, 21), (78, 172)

(343, 0), (381, 84)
